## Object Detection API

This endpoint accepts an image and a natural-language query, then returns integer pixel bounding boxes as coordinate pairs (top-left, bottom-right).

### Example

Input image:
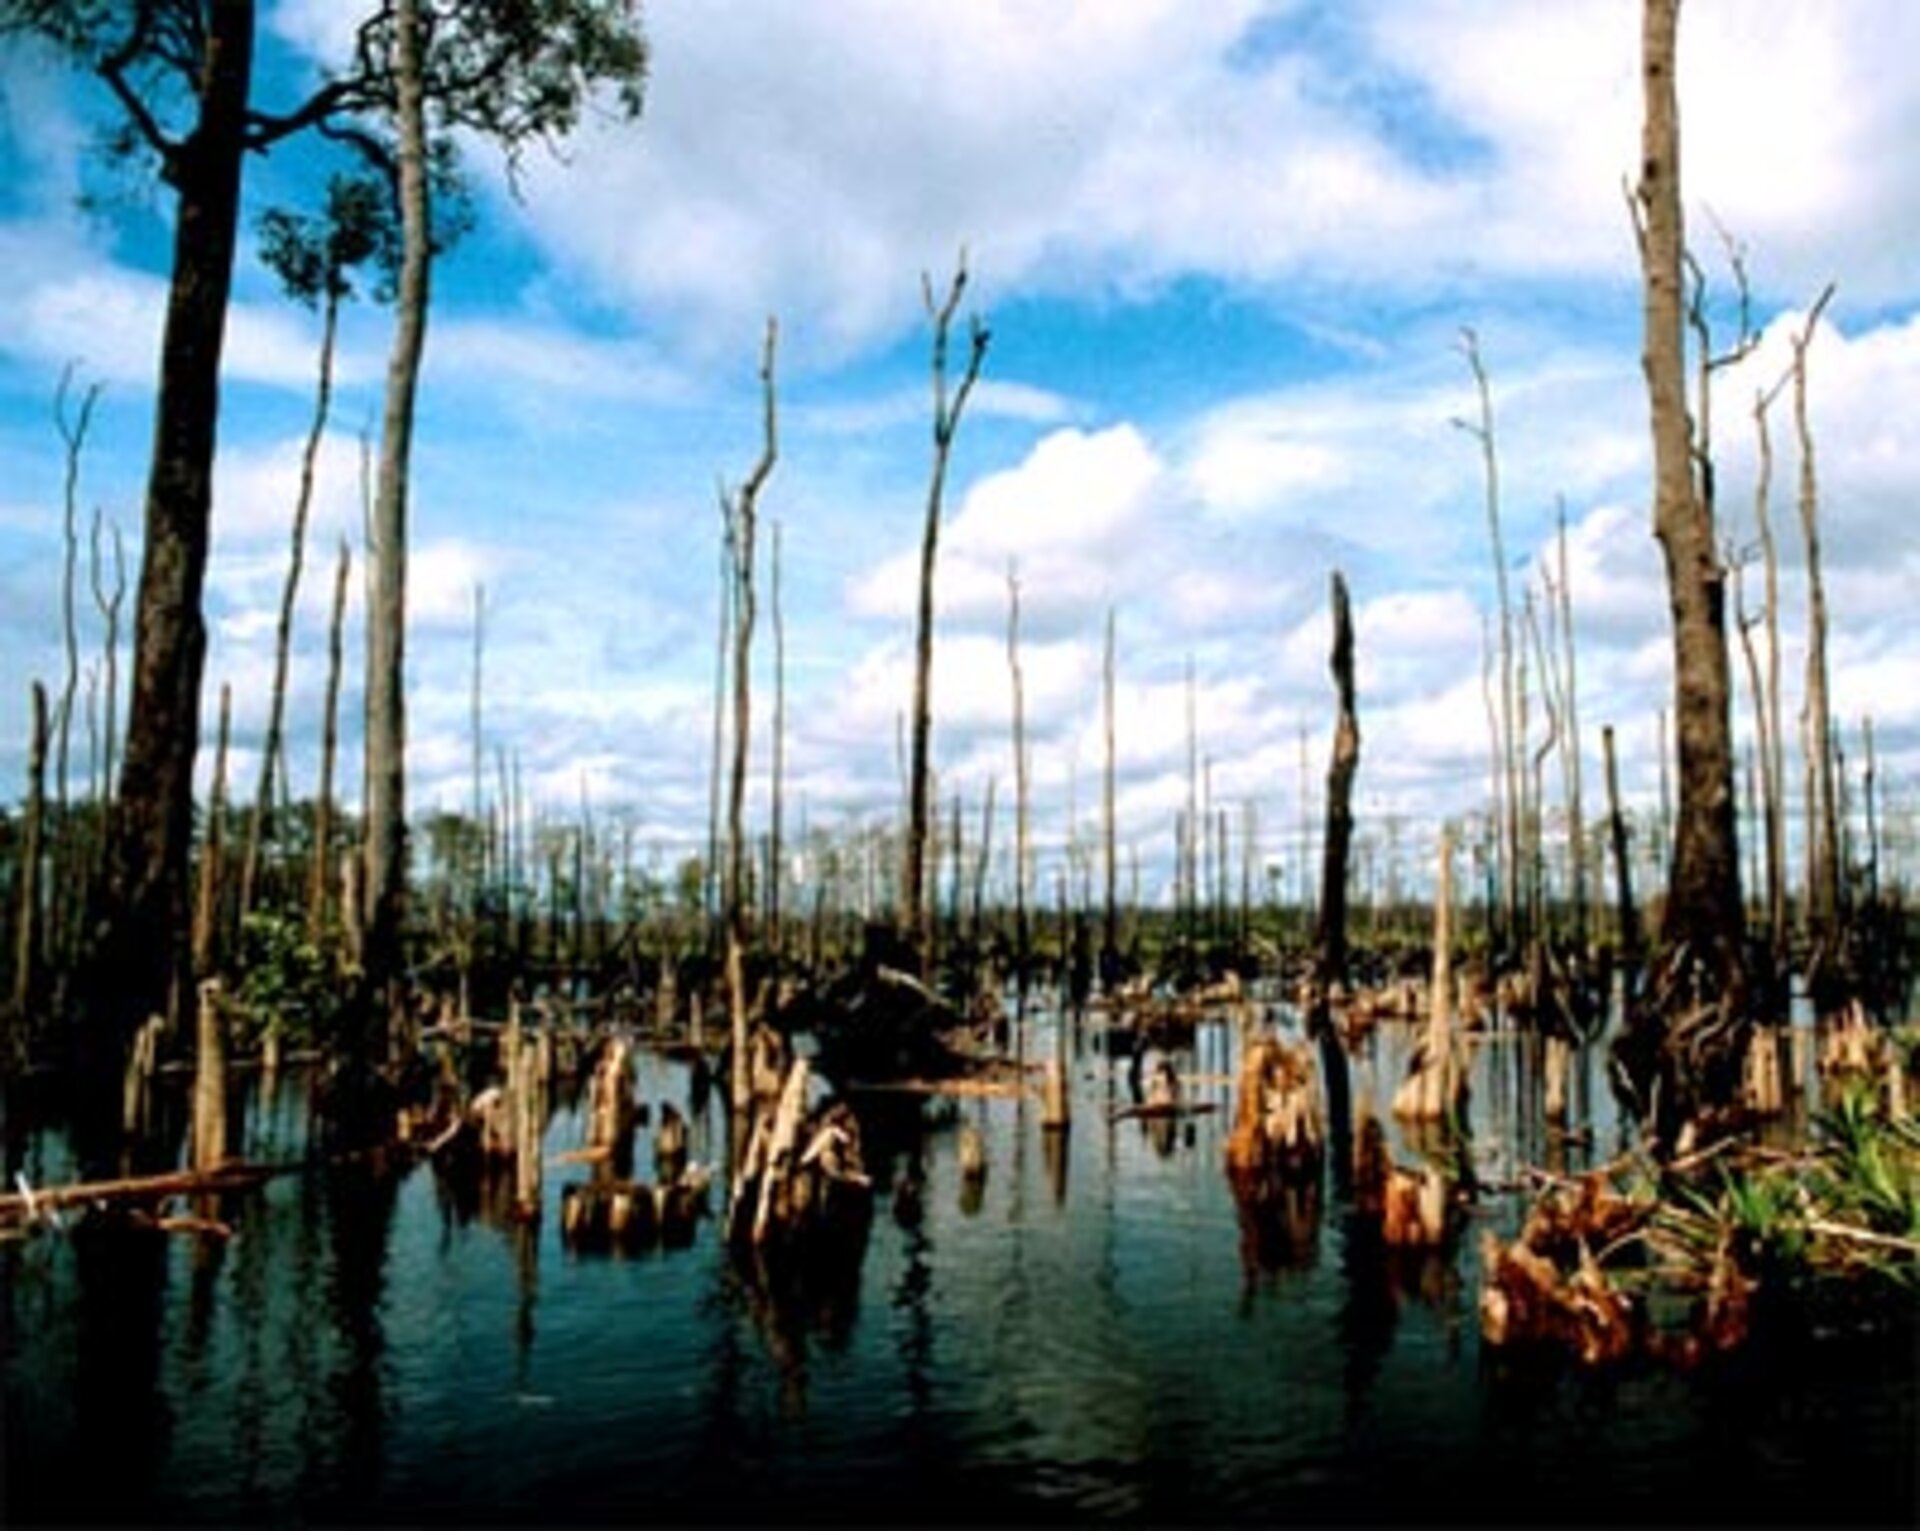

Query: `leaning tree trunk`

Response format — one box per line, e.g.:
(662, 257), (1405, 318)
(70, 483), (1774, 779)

(93, 0), (255, 1074)
(362, 0), (432, 1038)
(1629, 0), (1746, 1140)
(242, 284), (339, 927)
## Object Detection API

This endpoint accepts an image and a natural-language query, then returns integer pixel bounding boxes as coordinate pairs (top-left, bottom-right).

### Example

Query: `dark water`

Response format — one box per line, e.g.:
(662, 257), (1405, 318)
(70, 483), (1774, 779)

(4, 1010), (1915, 1527)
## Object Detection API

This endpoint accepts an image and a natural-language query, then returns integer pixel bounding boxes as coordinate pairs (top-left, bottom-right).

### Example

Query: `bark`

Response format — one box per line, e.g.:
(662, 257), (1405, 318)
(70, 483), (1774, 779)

(191, 683), (232, 977)
(1102, 606), (1118, 980)
(1315, 572), (1360, 988)
(95, 0), (256, 1054)
(241, 284), (338, 926)
(724, 319), (779, 1113)
(1750, 383), (1789, 962)
(1458, 330), (1519, 949)
(705, 530), (730, 952)
(308, 537), (350, 940)
(11, 683), (49, 1030)
(1636, 0), (1744, 995)
(1555, 504), (1588, 953)
(1790, 286), (1841, 941)
(769, 518), (786, 959)
(88, 510), (125, 830)
(903, 256), (988, 965)
(362, 0), (432, 1019)
(1006, 566), (1030, 991)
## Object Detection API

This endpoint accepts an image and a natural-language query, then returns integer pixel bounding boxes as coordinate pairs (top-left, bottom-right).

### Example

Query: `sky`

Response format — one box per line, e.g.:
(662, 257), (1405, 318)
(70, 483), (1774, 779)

(1, 0), (1917, 906)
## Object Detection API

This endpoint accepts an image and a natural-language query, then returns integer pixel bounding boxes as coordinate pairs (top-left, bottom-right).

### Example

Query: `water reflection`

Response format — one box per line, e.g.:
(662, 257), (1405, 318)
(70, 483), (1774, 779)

(2, 1008), (1912, 1526)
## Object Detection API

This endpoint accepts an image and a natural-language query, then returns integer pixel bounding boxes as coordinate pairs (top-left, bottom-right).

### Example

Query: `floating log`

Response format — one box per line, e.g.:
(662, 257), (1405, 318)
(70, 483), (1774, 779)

(0, 1161), (290, 1226)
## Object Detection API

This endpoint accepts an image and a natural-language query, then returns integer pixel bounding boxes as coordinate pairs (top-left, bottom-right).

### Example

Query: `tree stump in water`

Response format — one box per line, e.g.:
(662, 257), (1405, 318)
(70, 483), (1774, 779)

(654, 1101), (689, 1185)
(728, 1057), (873, 1262)
(1225, 1035), (1323, 1182)
(191, 981), (228, 1174)
(1353, 1115), (1449, 1248)
(586, 1037), (638, 1172)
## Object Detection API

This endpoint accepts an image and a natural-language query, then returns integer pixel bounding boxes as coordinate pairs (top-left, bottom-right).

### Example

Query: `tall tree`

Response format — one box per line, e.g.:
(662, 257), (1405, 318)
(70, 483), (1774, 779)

(3, 0), (647, 1080)
(902, 255), (988, 968)
(721, 319), (778, 1115)
(1624, 0), (1746, 1141)
(240, 174), (392, 928)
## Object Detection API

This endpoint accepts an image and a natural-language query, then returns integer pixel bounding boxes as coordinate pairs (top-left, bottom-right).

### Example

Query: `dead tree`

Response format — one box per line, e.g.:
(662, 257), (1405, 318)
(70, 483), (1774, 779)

(1749, 379), (1789, 966)
(1007, 563), (1030, 995)
(308, 537), (350, 940)
(1553, 502), (1589, 953)
(1789, 285), (1841, 953)
(769, 518), (787, 961)
(1623, 0), (1748, 1141)
(1315, 572), (1360, 989)
(10, 684), (50, 1037)
(903, 254), (989, 968)
(1455, 329), (1519, 952)
(1102, 606), (1119, 982)
(88, 509), (126, 835)
(191, 683), (232, 978)
(722, 319), (779, 1114)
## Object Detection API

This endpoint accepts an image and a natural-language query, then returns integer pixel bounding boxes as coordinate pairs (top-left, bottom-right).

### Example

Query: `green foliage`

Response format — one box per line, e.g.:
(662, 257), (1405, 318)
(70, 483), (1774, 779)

(1812, 1083), (1920, 1245)
(258, 173), (399, 306)
(233, 910), (344, 1051)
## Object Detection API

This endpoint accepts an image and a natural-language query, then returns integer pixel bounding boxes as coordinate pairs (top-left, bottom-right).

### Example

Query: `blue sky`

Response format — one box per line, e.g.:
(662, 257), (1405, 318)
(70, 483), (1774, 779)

(2, 0), (1918, 902)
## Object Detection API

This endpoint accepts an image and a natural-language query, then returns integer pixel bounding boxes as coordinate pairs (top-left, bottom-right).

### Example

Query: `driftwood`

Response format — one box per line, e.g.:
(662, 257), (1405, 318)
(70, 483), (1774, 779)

(1477, 1175), (1653, 1365)
(0, 1160), (295, 1226)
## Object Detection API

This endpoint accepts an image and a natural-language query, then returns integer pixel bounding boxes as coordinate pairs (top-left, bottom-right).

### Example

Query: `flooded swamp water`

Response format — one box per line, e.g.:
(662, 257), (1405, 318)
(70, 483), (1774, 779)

(3, 1005), (1914, 1526)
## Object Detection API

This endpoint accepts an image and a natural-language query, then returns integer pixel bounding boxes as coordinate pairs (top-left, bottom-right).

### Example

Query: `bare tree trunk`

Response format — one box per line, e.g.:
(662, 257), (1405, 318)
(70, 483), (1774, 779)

(1750, 382), (1789, 964)
(1636, 0), (1744, 979)
(971, 775), (996, 948)
(705, 528), (730, 956)
(1458, 330), (1519, 952)
(193, 683), (232, 977)
(1316, 572), (1360, 989)
(11, 684), (49, 1034)
(53, 376), (103, 977)
(88, 511), (126, 833)
(1790, 286), (1841, 945)
(241, 285), (338, 928)
(724, 319), (779, 1114)
(363, 0), (432, 1031)
(1603, 724), (1640, 979)
(309, 538), (350, 940)
(1102, 606), (1118, 983)
(769, 518), (786, 962)
(1554, 502), (1588, 954)
(903, 255), (988, 967)
(1007, 565), (1030, 995)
